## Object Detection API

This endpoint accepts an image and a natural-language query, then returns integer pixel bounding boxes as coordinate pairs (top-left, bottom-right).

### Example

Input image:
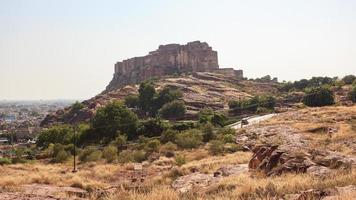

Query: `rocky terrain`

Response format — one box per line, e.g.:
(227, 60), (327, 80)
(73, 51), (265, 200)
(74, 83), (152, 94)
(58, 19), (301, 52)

(3, 105), (356, 200)
(41, 72), (281, 126)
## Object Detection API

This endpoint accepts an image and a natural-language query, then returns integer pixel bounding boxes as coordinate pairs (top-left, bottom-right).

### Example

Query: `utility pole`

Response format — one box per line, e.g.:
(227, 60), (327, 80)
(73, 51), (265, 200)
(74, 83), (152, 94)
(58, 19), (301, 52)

(72, 125), (77, 173)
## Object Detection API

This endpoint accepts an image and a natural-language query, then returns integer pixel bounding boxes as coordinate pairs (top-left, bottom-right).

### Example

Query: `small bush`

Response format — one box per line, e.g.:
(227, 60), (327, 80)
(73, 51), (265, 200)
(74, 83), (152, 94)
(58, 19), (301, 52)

(175, 154), (186, 166)
(217, 127), (236, 136)
(112, 134), (127, 150)
(211, 112), (227, 127)
(102, 146), (118, 163)
(145, 139), (161, 153)
(79, 147), (102, 163)
(0, 157), (12, 165)
(159, 100), (186, 119)
(138, 118), (168, 137)
(209, 140), (224, 155)
(349, 86), (356, 103)
(220, 134), (235, 143)
(132, 150), (147, 163)
(124, 95), (139, 108)
(117, 150), (133, 163)
(171, 121), (197, 131)
(160, 129), (179, 143)
(175, 129), (203, 149)
(302, 87), (334, 107)
(201, 122), (215, 142)
(54, 150), (70, 163)
(160, 142), (178, 157)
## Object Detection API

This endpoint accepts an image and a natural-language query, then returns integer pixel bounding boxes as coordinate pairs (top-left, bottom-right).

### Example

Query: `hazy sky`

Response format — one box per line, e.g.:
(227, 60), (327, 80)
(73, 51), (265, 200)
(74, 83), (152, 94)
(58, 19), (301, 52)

(1, 0), (355, 100)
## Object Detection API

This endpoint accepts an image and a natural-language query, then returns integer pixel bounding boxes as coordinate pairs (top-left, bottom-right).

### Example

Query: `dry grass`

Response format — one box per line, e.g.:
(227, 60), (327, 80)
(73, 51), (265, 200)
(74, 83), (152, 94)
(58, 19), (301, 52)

(181, 151), (251, 174)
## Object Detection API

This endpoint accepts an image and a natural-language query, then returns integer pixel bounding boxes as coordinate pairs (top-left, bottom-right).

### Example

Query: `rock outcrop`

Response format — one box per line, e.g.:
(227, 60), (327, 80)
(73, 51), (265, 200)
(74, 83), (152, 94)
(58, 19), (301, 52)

(106, 41), (243, 91)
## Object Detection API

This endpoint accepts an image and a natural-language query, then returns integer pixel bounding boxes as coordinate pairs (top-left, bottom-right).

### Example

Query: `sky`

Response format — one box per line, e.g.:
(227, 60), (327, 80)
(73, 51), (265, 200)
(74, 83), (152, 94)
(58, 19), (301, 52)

(0, 0), (355, 100)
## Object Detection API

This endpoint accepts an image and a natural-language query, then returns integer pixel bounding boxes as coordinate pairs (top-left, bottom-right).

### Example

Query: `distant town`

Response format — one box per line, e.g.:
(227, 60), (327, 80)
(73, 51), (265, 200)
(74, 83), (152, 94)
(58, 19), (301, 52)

(0, 100), (76, 147)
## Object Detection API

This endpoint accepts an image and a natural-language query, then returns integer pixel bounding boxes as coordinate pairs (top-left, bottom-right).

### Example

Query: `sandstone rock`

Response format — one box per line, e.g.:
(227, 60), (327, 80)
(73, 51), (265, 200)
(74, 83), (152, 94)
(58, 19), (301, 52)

(171, 172), (218, 193)
(213, 164), (248, 177)
(306, 165), (332, 178)
(106, 41), (221, 91)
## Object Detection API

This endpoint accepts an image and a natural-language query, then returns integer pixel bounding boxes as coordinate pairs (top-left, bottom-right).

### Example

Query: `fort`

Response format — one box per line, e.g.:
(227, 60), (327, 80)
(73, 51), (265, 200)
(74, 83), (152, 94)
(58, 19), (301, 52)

(106, 41), (243, 91)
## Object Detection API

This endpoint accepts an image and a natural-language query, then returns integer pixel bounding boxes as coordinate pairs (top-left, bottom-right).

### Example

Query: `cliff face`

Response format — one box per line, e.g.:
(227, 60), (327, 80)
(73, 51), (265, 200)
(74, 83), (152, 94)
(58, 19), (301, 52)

(106, 41), (219, 91)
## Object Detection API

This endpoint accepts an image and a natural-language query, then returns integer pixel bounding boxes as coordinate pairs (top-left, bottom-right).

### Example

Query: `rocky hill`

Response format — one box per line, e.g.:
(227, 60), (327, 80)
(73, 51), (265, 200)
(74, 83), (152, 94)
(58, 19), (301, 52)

(41, 72), (280, 126)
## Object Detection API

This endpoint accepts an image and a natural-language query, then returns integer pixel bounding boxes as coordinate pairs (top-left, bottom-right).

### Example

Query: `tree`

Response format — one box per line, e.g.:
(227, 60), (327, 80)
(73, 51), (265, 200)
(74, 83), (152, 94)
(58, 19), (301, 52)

(159, 100), (186, 119)
(124, 95), (139, 108)
(91, 101), (139, 140)
(154, 87), (182, 110)
(342, 75), (356, 85)
(138, 82), (156, 115)
(302, 87), (334, 107)
(349, 86), (356, 103)
(138, 118), (168, 137)
(259, 95), (276, 109)
(37, 125), (74, 148)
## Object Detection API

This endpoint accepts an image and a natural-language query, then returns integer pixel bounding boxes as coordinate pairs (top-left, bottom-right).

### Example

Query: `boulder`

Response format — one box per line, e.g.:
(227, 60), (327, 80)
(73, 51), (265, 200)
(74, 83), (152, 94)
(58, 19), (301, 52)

(171, 173), (218, 193)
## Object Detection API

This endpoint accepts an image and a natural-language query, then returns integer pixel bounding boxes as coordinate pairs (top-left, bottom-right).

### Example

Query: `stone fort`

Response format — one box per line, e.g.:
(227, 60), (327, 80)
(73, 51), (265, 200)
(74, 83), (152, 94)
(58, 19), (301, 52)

(106, 41), (243, 91)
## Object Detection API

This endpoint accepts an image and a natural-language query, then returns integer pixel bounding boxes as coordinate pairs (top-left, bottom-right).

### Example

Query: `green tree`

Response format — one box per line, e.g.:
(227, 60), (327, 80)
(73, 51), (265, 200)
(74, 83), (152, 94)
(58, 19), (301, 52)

(91, 101), (139, 140)
(154, 87), (182, 112)
(124, 95), (139, 108)
(342, 75), (356, 85)
(138, 82), (156, 115)
(259, 95), (276, 109)
(349, 86), (356, 103)
(37, 125), (74, 148)
(302, 87), (335, 107)
(159, 100), (186, 119)
(138, 118), (168, 137)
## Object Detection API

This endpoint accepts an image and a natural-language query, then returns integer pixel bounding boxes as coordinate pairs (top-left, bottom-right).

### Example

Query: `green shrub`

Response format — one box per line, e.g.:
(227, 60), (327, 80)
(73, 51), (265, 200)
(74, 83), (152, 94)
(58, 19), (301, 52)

(198, 108), (214, 123)
(54, 149), (70, 163)
(175, 129), (203, 149)
(211, 112), (227, 127)
(79, 147), (102, 162)
(102, 146), (118, 163)
(145, 139), (161, 153)
(132, 150), (147, 163)
(349, 86), (356, 103)
(201, 122), (215, 142)
(256, 107), (271, 114)
(217, 127), (236, 136)
(0, 157), (12, 165)
(160, 142), (177, 157)
(138, 81), (156, 115)
(258, 95), (276, 109)
(112, 134), (127, 150)
(209, 140), (224, 155)
(159, 100), (186, 119)
(302, 87), (334, 107)
(171, 121), (197, 131)
(124, 95), (139, 108)
(160, 129), (179, 143)
(37, 125), (74, 148)
(154, 86), (183, 113)
(91, 101), (139, 140)
(175, 154), (186, 166)
(342, 75), (356, 85)
(117, 150), (133, 163)
(138, 118), (168, 137)
(220, 134), (235, 143)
